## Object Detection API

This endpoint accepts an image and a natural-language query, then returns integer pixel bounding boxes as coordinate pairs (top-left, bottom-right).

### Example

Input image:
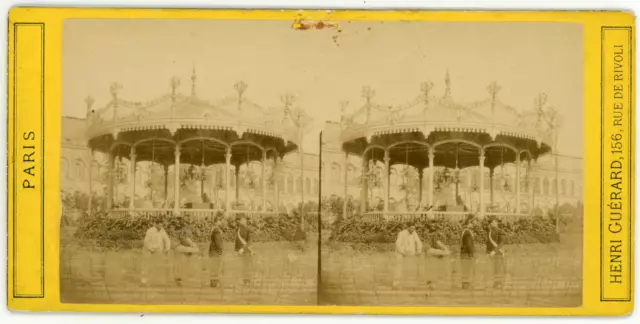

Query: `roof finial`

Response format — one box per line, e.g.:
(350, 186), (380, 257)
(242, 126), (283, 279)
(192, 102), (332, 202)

(191, 65), (197, 97)
(109, 82), (122, 100)
(170, 76), (181, 98)
(443, 69), (451, 98)
(420, 81), (434, 107)
(280, 93), (295, 114)
(361, 86), (375, 104)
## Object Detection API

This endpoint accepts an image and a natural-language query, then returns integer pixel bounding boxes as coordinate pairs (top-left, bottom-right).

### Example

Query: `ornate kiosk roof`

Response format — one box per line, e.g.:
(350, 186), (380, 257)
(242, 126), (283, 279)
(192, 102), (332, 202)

(85, 70), (308, 166)
(340, 72), (557, 169)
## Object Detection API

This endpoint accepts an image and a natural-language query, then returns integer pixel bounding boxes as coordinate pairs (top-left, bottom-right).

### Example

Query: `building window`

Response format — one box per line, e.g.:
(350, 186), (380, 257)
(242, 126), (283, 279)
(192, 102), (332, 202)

(76, 160), (85, 181)
(313, 178), (319, 194)
(331, 163), (341, 183)
(552, 179), (557, 195)
(287, 176), (293, 193)
(569, 181), (575, 197)
(543, 178), (549, 195)
(305, 177), (311, 193)
(561, 179), (566, 196)
(534, 177), (541, 194)
(296, 177), (302, 193)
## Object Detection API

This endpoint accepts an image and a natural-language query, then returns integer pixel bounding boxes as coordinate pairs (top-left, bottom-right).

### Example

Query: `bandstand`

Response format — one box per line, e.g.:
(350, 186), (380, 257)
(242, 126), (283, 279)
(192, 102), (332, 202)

(339, 72), (557, 221)
(84, 69), (308, 219)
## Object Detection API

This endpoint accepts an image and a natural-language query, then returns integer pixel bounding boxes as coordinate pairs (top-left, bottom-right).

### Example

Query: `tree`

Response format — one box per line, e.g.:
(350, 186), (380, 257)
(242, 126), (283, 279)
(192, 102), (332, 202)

(358, 161), (383, 211)
(397, 166), (419, 210)
(143, 163), (166, 201)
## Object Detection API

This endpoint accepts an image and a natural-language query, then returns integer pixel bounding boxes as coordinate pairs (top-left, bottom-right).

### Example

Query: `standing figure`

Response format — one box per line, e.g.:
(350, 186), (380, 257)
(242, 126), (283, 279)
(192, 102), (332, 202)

(174, 226), (199, 287)
(208, 213), (225, 288)
(141, 219), (171, 285)
(460, 214), (477, 290)
(393, 224), (423, 288)
(235, 215), (253, 286)
(486, 217), (506, 289)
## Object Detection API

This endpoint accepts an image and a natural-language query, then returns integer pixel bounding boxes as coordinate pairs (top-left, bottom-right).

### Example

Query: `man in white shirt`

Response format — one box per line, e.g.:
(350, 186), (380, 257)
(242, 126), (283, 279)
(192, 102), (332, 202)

(394, 224), (423, 288)
(141, 220), (171, 285)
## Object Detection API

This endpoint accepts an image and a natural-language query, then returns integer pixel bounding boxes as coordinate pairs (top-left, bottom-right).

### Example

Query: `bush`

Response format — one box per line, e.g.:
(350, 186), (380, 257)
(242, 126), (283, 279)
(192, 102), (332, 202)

(74, 211), (317, 249)
(329, 215), (559, 247)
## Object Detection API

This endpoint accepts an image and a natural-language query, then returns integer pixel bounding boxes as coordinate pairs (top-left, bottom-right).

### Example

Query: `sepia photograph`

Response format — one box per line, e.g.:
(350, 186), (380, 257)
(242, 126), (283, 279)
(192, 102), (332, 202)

(318, 21), (584, 307)
(58, 18), (584, 307)
(59, 19), (321, 305)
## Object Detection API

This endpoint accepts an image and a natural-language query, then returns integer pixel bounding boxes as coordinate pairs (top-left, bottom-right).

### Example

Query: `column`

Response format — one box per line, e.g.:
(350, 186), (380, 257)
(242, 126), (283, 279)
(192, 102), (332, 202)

(489, 168), (495, 208)
(128, 146), (137, 210)
(107, 151), (114, 210)
(225, 149), (232, 211)
(210, 165), (216, 207)
(173, 145), (181, 213)
(235, 165), (240, 201)
(479, 149), (485, 218)
(418, 169), (424, 209)
(466, 169), (472, 210)
(262, 151), (267, 211)
(274, 156), (280, 211)
(87, 151), (94, 215)
(163, 165), (169, 202)
(200, 166), (205, 202)
(428, 148), (435, 209)
(360, 154), (369, 213)
(383, 149), (390, 213)
(528, 159), (534, 215)
(342, 152), (349, 218)
(516, 152), (521, 214)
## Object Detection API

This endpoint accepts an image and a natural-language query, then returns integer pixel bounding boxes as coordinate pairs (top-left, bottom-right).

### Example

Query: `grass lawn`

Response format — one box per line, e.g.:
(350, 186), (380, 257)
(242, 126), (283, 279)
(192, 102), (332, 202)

(319, 233), (582, 307)
(60, 240), (318, 305)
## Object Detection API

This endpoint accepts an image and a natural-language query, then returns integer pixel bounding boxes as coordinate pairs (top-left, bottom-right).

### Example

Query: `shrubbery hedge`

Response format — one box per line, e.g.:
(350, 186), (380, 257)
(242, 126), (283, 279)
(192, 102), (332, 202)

(329, 216), (560, 247)
(74, 211), (317, 249)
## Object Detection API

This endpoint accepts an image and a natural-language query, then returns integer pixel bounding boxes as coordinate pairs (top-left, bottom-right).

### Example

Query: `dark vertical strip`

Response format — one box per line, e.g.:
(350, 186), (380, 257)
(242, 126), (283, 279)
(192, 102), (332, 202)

(317, 131), (323, 303)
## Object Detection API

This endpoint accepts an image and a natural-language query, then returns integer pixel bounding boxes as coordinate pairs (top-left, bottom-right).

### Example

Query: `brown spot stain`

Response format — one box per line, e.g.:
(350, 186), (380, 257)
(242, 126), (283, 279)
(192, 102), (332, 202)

(292, 19), (339, 31)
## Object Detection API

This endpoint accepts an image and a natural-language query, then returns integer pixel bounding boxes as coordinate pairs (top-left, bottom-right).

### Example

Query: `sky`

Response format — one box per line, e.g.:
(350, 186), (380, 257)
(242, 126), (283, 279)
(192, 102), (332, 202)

(62, 19), (583, 157)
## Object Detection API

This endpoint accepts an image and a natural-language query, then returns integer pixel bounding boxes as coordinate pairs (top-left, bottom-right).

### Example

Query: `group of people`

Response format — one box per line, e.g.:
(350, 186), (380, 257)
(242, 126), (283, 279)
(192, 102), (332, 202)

(394, 214), (506, 290)
(140, 213), (254, 288)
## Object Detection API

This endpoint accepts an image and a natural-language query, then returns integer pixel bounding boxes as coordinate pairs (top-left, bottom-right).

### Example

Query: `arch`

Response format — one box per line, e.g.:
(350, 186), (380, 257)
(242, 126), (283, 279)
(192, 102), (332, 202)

(483, 142), (519, 154)
(264, 147), (280, 159)
(179, 136), (229, 149)
(134, 136), (177, 148)
(433, 138), (481, 149)
(519, 149), (533, 161)
(230, 140), (266, 152)
(109, 140), (133, 152)
(362, 145), (387, 158)
(388, 140), (431, 150)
